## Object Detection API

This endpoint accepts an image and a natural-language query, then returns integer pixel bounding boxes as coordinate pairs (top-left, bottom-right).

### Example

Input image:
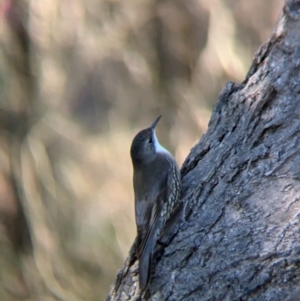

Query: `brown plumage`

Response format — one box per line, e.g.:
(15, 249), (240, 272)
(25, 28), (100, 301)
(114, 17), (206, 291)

(130, 116), (181, 290)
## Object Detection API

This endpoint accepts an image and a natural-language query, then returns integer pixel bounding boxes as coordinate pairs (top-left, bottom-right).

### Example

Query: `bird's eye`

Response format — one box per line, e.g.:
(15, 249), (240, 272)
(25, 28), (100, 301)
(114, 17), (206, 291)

(148, 137), (153, 144)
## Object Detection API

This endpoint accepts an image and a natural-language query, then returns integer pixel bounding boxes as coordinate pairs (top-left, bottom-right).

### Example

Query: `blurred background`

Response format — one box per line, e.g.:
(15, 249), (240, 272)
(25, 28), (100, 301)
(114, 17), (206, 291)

(0, 0), (282, 300)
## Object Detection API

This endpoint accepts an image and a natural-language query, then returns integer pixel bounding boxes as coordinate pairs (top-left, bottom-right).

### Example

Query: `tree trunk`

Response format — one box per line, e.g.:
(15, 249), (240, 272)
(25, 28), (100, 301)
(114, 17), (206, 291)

(106, 1), (300, 300)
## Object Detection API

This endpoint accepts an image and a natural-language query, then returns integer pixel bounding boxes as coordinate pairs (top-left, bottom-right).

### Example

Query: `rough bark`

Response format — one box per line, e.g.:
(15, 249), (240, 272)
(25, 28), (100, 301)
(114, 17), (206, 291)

(107, 1), (300, 300)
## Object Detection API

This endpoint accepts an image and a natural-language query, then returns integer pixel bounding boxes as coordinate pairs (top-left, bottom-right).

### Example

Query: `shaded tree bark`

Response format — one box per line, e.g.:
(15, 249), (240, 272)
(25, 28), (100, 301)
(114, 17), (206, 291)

(106, 0), (300, 300)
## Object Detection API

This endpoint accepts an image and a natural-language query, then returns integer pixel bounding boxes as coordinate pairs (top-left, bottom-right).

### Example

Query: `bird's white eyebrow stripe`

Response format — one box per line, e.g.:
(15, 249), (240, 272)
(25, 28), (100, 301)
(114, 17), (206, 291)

(153, 131), (170, 155)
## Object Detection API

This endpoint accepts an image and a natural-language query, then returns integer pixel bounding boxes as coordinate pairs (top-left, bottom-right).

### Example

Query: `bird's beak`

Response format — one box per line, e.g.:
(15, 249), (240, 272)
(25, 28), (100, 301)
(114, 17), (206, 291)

(150, 115), (162, 131)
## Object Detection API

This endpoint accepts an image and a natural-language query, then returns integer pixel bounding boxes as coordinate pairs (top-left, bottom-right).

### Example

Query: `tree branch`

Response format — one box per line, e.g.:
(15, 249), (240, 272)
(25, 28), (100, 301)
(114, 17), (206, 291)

(107, 0), (300, 300)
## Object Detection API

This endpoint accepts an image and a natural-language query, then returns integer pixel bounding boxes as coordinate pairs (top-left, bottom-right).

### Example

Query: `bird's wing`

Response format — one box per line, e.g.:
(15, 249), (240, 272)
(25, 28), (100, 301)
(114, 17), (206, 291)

(136, 166), (168, 289)
(165, 157), (181, 216)
(134, 157), (169, 248)
(137, 194), (163, 290)
(138, 199), (160, 256)
(136, 155), (180, 290)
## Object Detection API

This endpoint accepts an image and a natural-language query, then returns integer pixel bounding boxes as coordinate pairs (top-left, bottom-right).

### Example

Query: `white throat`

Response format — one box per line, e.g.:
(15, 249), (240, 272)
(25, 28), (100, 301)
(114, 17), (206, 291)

(153, 131), (171, 155)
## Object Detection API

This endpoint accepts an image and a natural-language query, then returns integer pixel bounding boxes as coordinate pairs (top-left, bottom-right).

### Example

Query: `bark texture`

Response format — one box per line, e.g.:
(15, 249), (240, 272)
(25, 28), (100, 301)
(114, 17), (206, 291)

(107, 0), (300, 300)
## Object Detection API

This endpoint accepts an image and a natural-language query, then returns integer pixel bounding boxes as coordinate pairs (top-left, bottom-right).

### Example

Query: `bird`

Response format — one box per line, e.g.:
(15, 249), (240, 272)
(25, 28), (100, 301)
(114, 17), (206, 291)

(130, 115), (181, 291)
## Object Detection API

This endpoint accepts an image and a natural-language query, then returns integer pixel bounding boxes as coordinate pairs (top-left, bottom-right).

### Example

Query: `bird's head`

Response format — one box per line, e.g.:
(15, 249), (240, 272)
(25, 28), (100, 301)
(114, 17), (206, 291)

(130, 116), (169, 165)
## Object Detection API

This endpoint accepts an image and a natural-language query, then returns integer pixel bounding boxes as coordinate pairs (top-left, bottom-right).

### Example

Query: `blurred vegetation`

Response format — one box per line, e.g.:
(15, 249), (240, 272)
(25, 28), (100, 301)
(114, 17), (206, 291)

(0, 0), (282, 300)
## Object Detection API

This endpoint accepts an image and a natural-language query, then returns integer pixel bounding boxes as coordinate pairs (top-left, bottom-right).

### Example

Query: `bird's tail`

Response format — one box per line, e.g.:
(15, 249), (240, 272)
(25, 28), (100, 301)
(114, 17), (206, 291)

(138, 219), (161, 291)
